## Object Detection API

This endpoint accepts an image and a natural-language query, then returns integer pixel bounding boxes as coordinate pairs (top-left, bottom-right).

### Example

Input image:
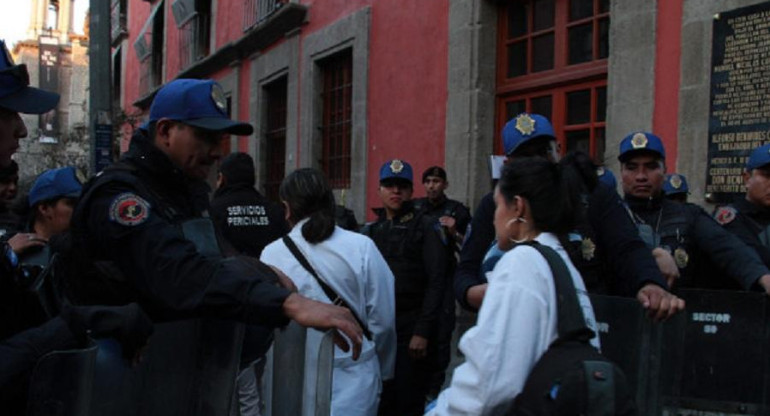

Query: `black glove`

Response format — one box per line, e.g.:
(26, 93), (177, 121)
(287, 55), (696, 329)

(60, 303), (154, 361)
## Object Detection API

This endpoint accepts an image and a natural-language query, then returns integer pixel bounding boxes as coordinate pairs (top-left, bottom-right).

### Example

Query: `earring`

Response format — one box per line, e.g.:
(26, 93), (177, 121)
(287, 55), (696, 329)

(505, 217), (527, 228)
(509, 236), (529, 244)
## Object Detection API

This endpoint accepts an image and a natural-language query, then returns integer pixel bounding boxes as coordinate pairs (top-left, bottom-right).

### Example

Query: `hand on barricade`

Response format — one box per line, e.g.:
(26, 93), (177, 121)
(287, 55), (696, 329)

(282, 293), (363, 360)
(636, 283), (685, 322)
(8, 232), (47, 255)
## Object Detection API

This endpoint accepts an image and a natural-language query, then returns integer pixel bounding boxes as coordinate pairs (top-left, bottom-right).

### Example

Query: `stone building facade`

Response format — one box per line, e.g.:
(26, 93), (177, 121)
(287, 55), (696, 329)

(11, 0), (89, 186)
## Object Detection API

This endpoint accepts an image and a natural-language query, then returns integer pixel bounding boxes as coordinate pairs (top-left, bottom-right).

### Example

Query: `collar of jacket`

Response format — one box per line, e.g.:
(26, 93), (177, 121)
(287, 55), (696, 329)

(213, 182), (262, 199)
(372, 200), (416, 222)
(121, 130), (212, 209)
(736, 197), (770, 218)
(624, 193), (664, 212)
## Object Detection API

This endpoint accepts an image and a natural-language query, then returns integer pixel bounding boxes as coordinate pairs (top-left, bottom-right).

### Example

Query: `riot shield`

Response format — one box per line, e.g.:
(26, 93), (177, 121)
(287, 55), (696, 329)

(263, 322), (335, 416)
(26, 340), (98, 416)
(90, 319), (245, 416)
(589, 294), (657, 415)
(658, 289), (769, 415)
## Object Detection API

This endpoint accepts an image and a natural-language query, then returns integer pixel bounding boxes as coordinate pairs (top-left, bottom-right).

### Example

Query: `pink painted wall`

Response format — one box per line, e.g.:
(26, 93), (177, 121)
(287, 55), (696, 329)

(122, 0), (451, 219)
(296, 0), (449, 218)
(123, 1), (152, 113)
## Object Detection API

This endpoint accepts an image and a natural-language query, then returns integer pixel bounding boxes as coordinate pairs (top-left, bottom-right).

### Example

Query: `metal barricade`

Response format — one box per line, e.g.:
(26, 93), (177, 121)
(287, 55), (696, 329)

(26, 340), (98, 416)
(263, 321), (335, 416)
(589, 294), (660, 416)
(658, 289), (769, 415)
(89, 319), (244, 416)
(591, 290), (770, 416)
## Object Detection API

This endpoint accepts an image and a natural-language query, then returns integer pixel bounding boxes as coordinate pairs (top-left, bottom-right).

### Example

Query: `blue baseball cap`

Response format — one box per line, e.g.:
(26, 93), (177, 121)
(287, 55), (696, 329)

(28, 166), (83, 207)
(379, 159), (413, 183)
(746, 143), (770, 171)
(146, 79), (253, 135)
(618, 132), (666, 162)
(0, 40), (59, 114)
(502, 113), (556, 156)
(662, 173), (689, 196)
(596, 166), (617, 188)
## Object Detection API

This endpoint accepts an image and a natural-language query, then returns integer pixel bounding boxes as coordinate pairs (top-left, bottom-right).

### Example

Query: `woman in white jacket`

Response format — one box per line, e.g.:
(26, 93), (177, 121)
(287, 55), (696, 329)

(428, 156), (600, 415)
(261, 168), (396, 416)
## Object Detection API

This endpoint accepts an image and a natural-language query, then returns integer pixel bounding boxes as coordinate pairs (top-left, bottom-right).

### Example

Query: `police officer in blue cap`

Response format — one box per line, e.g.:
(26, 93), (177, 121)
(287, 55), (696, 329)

(714, 143), (770, 272)
(62, 78), (363, 408)
(456, 114), (684, 320)
(0, 40), (154, 412)
(619, 132), (770, 292)
(662, 173), (689, 203)
(361, 159), (448, 416)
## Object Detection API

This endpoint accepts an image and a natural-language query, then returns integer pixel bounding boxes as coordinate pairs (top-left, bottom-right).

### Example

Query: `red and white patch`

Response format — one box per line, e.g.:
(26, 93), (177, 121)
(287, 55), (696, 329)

(714, 206), (737, 225)
(109, 193), (150, 226)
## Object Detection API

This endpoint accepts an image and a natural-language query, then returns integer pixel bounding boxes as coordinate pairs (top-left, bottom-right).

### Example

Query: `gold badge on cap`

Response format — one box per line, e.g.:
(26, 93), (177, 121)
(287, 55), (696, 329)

(515, 114), (536, 136)
(670, 175), (682, 189)
(631, 133), (648, 149)
(210, 83), (227, 112)
(390, 159), (404, 174)
(581, 238), (596, 261)
(674, 247), (689, 269)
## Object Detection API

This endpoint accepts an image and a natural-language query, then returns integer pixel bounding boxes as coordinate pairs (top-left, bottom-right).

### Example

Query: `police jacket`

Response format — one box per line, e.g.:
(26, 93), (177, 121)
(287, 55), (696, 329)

(625, 195), (769, 290)
(413, 195), (472, 242)
(716, 199), (770, 269)
(361, 201), (448, 339)
(210, 183), (288, 258)
(454, 183), (667, 310)
(67, 131), (292, 326)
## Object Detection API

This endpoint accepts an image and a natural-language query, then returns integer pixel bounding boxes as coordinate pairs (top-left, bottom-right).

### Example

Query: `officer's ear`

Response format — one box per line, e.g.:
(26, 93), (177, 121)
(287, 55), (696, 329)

(282, 200), (292, 225)
(154, 119), (176, 148)
(743, 169), (752, 185)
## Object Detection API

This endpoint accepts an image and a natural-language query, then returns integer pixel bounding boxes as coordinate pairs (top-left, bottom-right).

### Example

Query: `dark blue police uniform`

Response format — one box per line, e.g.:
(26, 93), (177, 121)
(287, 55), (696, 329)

(68, 130), (291, 325)
(619, 132), (769, 291)
(454, 114), (667, 310)
(362, 160), (448, 416)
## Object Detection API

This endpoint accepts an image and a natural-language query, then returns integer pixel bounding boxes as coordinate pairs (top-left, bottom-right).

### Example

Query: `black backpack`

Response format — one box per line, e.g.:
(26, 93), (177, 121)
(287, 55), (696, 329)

(511, 242), (636, 416)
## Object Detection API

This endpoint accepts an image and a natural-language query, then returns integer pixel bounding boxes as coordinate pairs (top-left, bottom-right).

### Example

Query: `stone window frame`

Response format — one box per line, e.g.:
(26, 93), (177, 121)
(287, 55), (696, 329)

(299, 7), (370, 222)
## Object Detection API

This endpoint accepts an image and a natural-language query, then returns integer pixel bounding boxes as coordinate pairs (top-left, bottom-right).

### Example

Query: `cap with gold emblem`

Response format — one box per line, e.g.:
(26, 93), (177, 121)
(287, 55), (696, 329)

(501, 113), (556, 156)
(379, 159), (413, 183)
(145, 78), (253, 135)
(663, 173), (689, 196)
(618, 131), (666, 162)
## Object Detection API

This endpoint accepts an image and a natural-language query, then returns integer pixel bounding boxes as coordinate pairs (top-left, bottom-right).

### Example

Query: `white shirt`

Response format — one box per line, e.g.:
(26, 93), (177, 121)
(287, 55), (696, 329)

(428, 232), (599, 416)
(261, 221), (397, 415)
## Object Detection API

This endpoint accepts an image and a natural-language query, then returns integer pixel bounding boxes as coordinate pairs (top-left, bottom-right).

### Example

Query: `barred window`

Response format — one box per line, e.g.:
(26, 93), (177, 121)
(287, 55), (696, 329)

(263, 77), (287, 202)
(319, 50), (352, 189)
(496, 0), (609, 160)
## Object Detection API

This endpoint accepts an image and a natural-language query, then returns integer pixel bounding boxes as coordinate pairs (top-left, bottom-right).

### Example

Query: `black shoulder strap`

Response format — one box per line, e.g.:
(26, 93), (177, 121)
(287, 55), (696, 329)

(524, 242), (594, 341)
(282, 236), (372, 340)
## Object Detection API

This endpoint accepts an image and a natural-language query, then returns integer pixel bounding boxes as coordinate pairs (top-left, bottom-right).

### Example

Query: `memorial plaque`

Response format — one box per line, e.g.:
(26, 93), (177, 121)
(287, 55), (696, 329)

(706, 2), (770, 203)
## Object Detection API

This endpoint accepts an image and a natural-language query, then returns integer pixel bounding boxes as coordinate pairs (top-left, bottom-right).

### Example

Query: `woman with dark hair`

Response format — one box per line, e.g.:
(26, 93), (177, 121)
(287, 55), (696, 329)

(427, 157), (600, 415)
(260, 168), (396, 416)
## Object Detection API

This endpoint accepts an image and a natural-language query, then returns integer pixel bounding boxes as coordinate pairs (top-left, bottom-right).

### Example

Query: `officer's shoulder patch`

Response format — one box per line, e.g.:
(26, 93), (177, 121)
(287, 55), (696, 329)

(714, 206), (737, 225)
(109, 193), (151, 226)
